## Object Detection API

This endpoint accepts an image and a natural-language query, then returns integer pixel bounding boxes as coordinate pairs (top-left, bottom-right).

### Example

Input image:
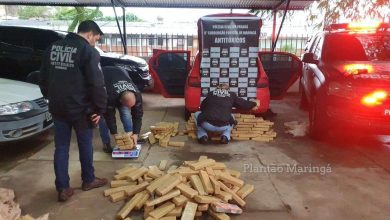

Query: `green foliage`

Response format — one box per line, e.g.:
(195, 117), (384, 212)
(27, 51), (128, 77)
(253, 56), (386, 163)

(124, 13), (143, 22)
(17, 6), (143, 32)
(17, 6), (50, 19)
(249, 9), (293, 21)
(280, 43), (296, 53)
(250, 0), (389, 29)
(100, 13), (143, 22)
(53, 7), (75, 20)
(308, 0), (389, 29)
(53, 7), (103, 32)
(54, 7), (103, 21)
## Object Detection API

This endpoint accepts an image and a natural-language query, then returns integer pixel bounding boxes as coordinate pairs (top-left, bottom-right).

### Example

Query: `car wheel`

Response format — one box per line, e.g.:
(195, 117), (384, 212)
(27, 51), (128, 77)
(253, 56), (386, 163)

(184, 108), (191, 121)
(309, 98), (329, 140)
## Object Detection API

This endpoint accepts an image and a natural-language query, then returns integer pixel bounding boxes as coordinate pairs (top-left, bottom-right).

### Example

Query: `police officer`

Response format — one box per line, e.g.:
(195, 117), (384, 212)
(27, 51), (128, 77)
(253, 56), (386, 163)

(99, 66), (143, 153)
(39, 20), (108, 202)
(195, 83), (259, 145)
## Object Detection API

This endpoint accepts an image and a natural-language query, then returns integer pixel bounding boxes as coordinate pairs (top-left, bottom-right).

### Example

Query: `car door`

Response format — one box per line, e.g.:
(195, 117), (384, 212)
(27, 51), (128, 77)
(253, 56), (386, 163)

(149, 49), (191, 98)
(301, 36), (318, 97)
(307, 36), (324, 97)
(258, 51), (303, 100)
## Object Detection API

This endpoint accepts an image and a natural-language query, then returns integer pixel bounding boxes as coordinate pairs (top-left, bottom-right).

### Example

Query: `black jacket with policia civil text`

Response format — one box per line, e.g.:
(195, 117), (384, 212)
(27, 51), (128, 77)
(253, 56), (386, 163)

(39, 33), (107, 122)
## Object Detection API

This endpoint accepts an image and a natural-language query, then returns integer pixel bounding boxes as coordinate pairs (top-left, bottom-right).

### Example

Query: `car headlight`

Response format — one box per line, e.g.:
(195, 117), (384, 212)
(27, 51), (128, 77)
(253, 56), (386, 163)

(0, 102), (33, 116)
(140, 65), (149, 72)
(327, 82), (354, 99)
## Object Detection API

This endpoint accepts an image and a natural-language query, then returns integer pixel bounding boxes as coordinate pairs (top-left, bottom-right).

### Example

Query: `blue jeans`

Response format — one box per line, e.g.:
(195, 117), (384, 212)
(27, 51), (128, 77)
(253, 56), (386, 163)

(194, 111), (234, 140)
(53, 117), (95, 192)
(99, 106), (132, 145)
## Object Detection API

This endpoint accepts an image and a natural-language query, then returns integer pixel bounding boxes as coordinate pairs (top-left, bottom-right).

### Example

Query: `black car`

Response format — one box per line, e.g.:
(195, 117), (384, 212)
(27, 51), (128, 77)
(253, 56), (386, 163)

(0, 26), (153, 90)
(300, 22), (390, 139)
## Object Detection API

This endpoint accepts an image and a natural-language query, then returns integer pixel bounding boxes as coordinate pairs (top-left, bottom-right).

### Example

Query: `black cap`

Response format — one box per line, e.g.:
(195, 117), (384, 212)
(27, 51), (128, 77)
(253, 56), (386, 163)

(77, 20), (104, 36)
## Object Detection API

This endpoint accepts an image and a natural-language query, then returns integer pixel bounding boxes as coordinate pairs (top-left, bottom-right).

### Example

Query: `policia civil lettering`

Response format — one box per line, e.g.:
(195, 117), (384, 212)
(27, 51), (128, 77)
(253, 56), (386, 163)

(50, 46), (78, 70)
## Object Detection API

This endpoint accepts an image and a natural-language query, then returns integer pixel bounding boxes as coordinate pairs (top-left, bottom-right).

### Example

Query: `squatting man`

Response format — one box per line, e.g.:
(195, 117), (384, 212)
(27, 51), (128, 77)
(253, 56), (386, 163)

(195, 83), (260, 145)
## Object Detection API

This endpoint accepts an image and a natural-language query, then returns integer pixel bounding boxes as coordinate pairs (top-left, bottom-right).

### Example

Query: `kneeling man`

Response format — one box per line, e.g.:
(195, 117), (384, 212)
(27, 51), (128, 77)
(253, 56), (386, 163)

(195, 84), (259, 144)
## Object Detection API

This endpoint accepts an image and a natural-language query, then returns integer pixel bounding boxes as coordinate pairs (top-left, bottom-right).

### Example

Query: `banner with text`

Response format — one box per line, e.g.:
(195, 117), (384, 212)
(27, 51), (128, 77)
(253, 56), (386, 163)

(200, 16), (261, 101)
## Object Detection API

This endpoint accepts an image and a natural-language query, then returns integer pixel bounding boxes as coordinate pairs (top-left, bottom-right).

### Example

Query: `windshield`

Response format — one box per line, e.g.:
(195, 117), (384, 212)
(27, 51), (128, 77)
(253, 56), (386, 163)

(95, 46), (104, 55)
(322, 33), (390, 62)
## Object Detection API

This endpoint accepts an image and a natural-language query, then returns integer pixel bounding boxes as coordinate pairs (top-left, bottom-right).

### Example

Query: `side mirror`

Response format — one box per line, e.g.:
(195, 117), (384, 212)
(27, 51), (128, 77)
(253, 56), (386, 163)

(302, 53), (319, 65)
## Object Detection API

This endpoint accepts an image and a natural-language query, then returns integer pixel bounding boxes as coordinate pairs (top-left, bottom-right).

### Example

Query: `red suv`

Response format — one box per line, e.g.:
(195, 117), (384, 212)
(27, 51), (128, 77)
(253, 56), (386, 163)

(300, 22), (390, 138)
(150, 14), (302, 119)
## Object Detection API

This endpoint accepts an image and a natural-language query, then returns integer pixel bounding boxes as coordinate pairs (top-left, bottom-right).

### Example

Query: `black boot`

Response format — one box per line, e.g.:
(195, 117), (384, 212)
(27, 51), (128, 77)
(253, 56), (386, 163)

(103, 143), (113, 153)
(198, 136), (208, 145)
(220, 135), (229, 144)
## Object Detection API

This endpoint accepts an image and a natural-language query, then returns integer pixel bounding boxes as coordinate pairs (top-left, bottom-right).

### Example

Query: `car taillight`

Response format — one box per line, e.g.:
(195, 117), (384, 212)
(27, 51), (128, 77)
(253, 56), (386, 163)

(188, 77), (201, 87)
(361, 90), (388, 107)
(344, 64), (374, 76)
(257, 77), (268, 88)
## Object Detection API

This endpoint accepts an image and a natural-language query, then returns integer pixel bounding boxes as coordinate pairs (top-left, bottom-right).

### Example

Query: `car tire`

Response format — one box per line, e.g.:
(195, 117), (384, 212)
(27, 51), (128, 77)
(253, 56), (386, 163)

(309, 98), (329, 140)
(184, 108), (191, 121)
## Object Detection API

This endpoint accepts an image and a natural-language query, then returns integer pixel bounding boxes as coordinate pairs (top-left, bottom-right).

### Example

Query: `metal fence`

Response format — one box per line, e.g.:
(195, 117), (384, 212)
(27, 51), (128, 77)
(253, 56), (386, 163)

(260, 35), (309, 57)
(96, 33), (309, 61)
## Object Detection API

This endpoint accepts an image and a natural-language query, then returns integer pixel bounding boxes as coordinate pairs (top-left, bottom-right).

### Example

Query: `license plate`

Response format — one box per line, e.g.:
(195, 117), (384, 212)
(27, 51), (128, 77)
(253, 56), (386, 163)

(45, 112), (52, 121)
(385, 109), (390, 116)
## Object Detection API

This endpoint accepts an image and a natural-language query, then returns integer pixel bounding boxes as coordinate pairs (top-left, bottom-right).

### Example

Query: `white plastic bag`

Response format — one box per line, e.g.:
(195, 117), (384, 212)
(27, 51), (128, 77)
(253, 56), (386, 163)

(284, 120), (308, 137)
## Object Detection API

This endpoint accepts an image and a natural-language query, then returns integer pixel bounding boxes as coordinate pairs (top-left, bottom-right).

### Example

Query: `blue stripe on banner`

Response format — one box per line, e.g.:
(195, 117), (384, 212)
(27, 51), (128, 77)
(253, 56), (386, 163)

(248, 87), (257, 92)
(239, 78), (248, 83)
(211, 47), (221, 52)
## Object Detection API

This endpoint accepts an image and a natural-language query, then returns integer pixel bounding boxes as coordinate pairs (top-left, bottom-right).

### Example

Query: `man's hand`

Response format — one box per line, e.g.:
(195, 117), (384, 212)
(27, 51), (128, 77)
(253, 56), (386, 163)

(250, 99), (260, 111)
(131, 134), (138, 146)
(90, 114), (101, 125)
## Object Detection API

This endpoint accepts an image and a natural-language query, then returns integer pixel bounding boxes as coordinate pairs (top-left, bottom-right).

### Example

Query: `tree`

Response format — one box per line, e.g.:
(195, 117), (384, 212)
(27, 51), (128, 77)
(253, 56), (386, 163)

(249, 9), (293, 22)
(100, 13), (143, 22)
(17, 6), (50, 19)
(54, 7), (103, 32)
(124, 13), (143, 22)
(307, 0), (389, 28)
(250, 0), (390, 29)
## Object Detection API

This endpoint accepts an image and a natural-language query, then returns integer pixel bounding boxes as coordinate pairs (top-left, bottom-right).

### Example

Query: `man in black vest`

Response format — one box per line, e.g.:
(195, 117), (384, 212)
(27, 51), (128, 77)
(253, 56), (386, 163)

(195, 84), (259, 144)
(39, 20), (108, 202)
(99, 66), (143, 153)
